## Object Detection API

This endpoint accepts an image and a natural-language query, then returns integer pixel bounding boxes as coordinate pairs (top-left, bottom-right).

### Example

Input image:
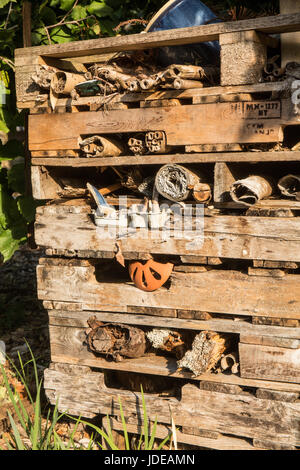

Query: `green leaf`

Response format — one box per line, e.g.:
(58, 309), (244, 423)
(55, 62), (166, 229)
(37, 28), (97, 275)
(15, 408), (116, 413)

(0, 227), (26, 261)
(0, 120), (9, 134)
(40, 6), (57, 26)
(87, 1), (114, 18)
(60, 0), (75, 11)
(71, 5), (87, 21)
(17, 196), (37, 223)
(0, 0), (16, 8)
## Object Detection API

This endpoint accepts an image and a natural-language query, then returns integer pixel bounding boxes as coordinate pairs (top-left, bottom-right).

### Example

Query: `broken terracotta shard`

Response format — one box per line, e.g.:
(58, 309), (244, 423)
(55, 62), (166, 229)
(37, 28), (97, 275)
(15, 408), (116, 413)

(85, 317), (146, 362)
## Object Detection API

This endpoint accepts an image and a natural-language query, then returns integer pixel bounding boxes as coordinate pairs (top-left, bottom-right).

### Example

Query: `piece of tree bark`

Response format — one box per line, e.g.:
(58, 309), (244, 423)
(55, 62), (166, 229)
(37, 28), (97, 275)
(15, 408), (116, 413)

(85, 317), (146, 362)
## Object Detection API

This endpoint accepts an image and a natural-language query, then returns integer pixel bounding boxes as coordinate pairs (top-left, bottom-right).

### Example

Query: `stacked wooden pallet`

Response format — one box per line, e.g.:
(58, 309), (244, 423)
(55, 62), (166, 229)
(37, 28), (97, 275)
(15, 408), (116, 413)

(15, 11), (300, 450)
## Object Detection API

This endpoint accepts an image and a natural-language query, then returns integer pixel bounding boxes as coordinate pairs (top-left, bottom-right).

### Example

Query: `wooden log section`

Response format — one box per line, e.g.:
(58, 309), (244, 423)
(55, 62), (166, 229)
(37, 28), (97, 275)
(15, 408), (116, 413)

(36, 259), (300, 320)
(35, 206), (300, 263)
(28, 99), (290, 151)
(44, 364), (300, 445)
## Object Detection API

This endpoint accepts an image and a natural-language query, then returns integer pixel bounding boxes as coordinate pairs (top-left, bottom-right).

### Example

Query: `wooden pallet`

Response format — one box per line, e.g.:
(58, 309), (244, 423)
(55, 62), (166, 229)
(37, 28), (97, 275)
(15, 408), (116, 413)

(44, 362), (300, 450)
(16, 11), (300, 450)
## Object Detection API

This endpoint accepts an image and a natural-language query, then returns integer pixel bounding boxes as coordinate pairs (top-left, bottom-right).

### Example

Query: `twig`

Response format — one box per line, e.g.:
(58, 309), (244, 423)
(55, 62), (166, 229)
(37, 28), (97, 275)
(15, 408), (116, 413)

(60, 0), (79, 25)
(114, 19), (148, 32)
(43, 16), (96, 45)
(0, 56), (15, 71)
(4, 1), (13, 29)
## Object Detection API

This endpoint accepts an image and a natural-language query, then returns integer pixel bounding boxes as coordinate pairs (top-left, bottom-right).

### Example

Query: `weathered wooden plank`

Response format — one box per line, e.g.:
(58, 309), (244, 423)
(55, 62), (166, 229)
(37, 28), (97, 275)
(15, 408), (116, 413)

(18, 80), (288, 111)
(14, 13), (300, 62)
(37, 262), (300, 319)
(239, 343), (300, 383)
(35, 209), (300, 262)
(110, 418), (256, 451)
(240, 334), (300, 349)
(30, 150), (300, 167)
(43, 366), (300, 445)
(47, 309), (300, 340)
(28, 101), (288, 151)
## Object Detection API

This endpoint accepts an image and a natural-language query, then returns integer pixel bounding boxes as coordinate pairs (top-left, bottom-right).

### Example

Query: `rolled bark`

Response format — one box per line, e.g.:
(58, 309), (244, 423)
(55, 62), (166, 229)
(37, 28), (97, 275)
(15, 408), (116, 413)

(278, 174), (300, 198)
(51, 71), (84, 95)
(177, 331), (228, 376)
(79, 135), (124, 158)
(155, 164), (204, 202)
(173, 78), (204, 90)
(85, 317), (146, 362)
(220, 352), (239, 374)
(230, 175), (274, 206)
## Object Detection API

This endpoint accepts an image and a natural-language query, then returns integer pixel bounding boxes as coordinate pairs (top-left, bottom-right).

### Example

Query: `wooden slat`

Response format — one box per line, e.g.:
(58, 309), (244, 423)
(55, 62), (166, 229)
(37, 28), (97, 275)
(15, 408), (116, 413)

(48, 309), (300, 339)
(15, 13), (300, 62)
(239, 343), (300, 383)
(35, 209), (300, 262)
(36, 262), (300, 319)
(28, 101), (287, 151)
(44, 366), (300, 445)
(109, 417), (257, 450)
(18, 80), (287, 110)
(31, 149), (300, 167)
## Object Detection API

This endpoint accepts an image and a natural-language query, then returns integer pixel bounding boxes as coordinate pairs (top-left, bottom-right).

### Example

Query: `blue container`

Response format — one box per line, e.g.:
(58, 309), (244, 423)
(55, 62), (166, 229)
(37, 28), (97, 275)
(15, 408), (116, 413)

(146, 0), (221, 66)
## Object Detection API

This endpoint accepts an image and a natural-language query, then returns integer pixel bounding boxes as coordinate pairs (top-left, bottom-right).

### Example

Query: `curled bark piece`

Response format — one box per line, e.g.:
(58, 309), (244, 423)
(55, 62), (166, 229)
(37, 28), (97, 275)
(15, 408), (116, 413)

(220, 352), (239, 374)
(86, 317), (146, 362)
(278, 175), (300, 198)
(193, 182), (212, 203)
(173, 78), (204, 90)
(145, 131), (171, 154)
(230, 176), (274, 206)
(155, 164), (203, 202)
(51, 71), (85, 95)
(79, 135), (124, 158)
(146, 329), (185, 357)
(177, 331), (228, 376)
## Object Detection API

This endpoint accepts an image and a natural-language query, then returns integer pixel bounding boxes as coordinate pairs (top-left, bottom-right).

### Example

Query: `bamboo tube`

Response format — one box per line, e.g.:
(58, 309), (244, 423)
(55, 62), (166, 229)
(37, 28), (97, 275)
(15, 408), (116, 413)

(145, 131), (171, 154)
(155, 164), (204, 202)
(139, 77), (158, 90)
(79, 135), (125, 158)
(220, 353), (239, 374)
(278, 174), (300, 198)
(173, 78), (204, 90)
(170, 64), (219, 82)
(51, 71), (84, 95)
(128, 134), (148, 155)
(230, 176), (274, 206)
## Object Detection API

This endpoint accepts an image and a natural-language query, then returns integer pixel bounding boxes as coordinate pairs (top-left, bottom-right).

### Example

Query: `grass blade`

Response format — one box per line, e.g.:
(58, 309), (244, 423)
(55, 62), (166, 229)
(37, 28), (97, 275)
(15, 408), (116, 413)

(7, 411), (25, 450)
(118, 395), (130, 450)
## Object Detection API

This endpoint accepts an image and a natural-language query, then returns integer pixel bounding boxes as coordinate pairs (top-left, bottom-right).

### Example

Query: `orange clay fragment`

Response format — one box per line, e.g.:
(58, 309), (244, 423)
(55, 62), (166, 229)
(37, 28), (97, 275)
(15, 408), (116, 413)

(129, 260), (174, 292)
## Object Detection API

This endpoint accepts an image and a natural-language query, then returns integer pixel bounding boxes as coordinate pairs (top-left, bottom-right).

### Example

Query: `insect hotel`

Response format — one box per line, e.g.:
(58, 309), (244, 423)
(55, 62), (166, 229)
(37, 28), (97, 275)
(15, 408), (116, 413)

(15, 1), (300, 450)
